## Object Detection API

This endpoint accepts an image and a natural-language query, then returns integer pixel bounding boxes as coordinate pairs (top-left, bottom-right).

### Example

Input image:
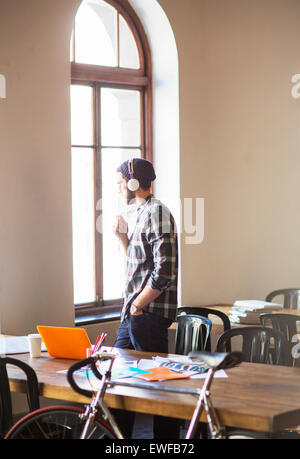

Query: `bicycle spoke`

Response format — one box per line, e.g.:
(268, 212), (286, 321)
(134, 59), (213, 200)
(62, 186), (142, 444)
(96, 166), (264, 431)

(5, 407), (117, 439)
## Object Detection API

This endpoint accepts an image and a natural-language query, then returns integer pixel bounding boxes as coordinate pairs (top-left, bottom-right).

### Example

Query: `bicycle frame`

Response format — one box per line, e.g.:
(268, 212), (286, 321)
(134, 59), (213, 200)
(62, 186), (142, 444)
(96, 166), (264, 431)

(185, 368), (225, 439)
(79, 356), (124, 439)
(75, 353), (226, 440)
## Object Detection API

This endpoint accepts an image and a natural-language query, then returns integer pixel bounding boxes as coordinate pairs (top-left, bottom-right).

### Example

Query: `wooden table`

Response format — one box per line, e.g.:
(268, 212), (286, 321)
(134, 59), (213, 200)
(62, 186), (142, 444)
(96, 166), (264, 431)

(7, 347), (300, 433)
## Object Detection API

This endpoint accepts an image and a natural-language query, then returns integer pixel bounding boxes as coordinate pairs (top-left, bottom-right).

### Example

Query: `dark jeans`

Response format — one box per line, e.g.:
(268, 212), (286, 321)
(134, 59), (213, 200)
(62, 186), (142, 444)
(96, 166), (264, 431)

(113, 312), (180, 439)
(114, 311), (171, 353)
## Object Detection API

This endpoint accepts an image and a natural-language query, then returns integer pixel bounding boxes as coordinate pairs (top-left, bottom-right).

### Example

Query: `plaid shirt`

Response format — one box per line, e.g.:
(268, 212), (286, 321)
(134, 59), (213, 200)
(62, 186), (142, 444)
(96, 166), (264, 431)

(121, 195), (178, 322)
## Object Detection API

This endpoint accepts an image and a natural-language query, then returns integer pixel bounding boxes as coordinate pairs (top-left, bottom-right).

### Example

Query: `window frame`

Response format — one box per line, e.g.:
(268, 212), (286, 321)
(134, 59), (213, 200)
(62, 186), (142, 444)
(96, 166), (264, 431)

(71, 0), (152, 318)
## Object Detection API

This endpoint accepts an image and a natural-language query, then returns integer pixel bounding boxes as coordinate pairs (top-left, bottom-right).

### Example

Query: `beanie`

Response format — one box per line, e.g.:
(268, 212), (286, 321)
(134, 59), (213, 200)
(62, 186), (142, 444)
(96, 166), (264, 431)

(118, 158), (156, 189)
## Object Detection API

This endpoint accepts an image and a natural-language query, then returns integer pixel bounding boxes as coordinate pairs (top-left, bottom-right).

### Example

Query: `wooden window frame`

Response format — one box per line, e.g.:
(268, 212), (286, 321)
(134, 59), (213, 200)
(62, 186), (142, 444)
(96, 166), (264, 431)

(71, 0), (152, 318)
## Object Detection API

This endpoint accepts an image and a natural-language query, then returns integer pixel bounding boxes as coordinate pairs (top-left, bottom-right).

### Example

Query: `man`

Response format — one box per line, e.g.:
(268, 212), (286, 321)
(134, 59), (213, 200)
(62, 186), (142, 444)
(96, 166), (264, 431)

(112, 158), (179, 438)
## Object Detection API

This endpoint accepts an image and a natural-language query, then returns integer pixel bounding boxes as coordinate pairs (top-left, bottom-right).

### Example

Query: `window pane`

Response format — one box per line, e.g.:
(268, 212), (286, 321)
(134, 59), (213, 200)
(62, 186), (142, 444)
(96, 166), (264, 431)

(72, 148), (96, 304)
(119, 14), (139, 69)
(75, 0), (117, 67)
(71, 85), (93, 146)
(100, 148), (141, 300)
(101, 88), (141, 147)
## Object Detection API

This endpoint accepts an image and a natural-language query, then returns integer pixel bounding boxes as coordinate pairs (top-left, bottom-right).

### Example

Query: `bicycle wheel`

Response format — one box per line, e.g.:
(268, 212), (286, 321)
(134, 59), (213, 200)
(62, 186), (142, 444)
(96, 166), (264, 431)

(4, 405), (117, 439)
(226, 430), (266, 439)
(227, 429), (300, 439)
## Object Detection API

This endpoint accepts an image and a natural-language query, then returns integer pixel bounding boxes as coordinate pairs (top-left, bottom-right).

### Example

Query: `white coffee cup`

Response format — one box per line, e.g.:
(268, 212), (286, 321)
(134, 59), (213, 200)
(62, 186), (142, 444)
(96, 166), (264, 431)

(27, 333), (42, 358)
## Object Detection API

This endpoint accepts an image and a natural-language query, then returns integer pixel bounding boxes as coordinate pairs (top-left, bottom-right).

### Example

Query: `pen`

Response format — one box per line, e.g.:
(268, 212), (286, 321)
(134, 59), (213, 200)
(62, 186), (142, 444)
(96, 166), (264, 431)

(93, 334), (103, 355)
(100, 333), (107, 349)
(93, 332), (107, 354)
(96, 334), (104, 352)
(94, 334), (102, 349)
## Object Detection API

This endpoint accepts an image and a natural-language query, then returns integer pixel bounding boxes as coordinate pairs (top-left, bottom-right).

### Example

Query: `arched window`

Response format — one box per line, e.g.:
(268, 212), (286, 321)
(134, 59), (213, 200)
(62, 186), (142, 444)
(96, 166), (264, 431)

(70, 0), (152, 316)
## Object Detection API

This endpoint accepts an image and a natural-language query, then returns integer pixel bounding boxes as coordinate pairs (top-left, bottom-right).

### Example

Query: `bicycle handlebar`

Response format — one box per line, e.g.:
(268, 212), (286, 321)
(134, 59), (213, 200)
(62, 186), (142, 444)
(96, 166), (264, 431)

(67, 356), (102, 398)
(67, 353), (117, 398)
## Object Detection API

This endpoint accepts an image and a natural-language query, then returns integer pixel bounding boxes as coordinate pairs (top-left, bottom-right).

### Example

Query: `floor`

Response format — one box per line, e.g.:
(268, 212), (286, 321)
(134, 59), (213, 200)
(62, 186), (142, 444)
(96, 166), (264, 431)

(132, 413), (189, 439)
(132, 413), (153, 439)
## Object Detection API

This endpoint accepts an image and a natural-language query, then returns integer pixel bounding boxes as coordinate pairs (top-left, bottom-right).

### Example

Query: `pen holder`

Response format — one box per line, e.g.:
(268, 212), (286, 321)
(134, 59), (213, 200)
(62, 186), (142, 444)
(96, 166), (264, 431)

(86, 346), (95, 358)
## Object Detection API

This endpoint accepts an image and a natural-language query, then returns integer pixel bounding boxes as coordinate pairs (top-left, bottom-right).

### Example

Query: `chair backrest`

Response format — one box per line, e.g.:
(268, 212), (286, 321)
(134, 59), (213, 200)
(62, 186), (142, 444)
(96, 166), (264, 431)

(175, 314), (212, 355)
(216, 326), (286, 365)
(177, 306), (231, 351)
(0, 357), (40, 438)
(265, 289), (300, 310)
(260, 313), (300, 366)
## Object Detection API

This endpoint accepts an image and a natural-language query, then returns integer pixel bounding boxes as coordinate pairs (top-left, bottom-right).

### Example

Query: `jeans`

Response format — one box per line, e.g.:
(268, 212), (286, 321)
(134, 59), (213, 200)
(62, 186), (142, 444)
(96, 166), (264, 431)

(114, 311), (171, 353)
(113, 312), (180, 438)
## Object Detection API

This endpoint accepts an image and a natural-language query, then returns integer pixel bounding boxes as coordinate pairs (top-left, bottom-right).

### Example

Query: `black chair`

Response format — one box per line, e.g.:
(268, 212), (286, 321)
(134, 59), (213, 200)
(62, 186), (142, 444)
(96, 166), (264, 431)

(265, 289), (300, 311)
(175, 314), (212, 438)
(216, 326), (287, 365)
(0, 356), (40, 438)
(177, 306), (231, 351)
(216, 326), (298, 439)
(175, 315), (212, 355)
(260, 313), (300, 366)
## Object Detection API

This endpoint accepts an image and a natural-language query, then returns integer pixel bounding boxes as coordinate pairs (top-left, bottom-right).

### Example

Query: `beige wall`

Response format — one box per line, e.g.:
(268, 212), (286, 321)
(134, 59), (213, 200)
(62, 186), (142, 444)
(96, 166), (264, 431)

(160, 0), (300, 305)
(1, 0), (300, 336)
(0, 0), (81, 334)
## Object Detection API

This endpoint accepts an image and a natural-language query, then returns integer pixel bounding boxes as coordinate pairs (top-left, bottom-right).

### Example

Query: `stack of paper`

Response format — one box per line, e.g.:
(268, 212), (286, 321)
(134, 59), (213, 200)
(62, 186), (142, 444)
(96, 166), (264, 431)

(152, 356), (208, 376)
(151, 356), (227, 379)
(229, 300), (283, 324)
(0, 336), (47, 355)
(61, 359), (151, 381)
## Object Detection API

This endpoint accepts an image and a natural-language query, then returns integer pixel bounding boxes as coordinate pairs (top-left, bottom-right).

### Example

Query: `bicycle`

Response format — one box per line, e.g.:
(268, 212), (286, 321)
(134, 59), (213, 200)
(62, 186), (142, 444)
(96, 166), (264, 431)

(4, 350), (268, 439)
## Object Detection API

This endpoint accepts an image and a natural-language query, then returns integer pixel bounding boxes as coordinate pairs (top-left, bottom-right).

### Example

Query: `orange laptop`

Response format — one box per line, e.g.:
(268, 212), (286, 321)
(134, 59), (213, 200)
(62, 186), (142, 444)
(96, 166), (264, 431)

(37, 325), (91, 359)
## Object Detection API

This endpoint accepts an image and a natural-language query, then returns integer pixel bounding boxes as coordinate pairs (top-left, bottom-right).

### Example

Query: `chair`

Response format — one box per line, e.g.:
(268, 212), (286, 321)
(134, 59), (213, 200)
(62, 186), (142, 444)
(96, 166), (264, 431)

(0, 356), (40, 438)
(265, 289), (300, 310)
(175, 315), (212, 355)
(175, 315), (212, 438)
(177, 306), (231, 351)
(216, 326), (287, 365)
(260, 313), (300, 366)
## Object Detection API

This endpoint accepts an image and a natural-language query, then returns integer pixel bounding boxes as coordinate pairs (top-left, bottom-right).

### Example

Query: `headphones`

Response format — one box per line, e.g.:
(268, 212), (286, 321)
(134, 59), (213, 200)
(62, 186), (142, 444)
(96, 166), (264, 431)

(127, 159), (140, 191)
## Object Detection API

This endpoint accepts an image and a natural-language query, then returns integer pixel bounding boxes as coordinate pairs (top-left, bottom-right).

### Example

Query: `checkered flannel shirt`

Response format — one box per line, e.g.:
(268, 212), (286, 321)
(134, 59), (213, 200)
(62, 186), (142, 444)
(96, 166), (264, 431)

(121, 195), (178, 322)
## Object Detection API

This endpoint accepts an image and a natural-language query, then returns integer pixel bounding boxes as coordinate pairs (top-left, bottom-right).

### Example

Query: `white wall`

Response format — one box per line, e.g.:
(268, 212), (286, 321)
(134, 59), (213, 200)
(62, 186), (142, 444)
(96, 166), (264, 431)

(159, 0), (300, 305)
(0, 0), (81, 334)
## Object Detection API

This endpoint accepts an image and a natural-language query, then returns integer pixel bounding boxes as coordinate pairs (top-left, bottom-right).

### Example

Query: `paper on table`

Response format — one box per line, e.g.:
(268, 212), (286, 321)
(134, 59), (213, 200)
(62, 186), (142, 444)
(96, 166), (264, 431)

(190, 369), (227, 379)
(152, 356), (208, 375)
(57, 360), (150, 381)
(0, 336), (46, 355)
(138, 359), (161, 370)
(135, 366), (190, 381)
(151, 356), (227, 378)
(152, 356), (205, 365)
(110, 367), (150, 380)
(233, 300), (282, 311)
